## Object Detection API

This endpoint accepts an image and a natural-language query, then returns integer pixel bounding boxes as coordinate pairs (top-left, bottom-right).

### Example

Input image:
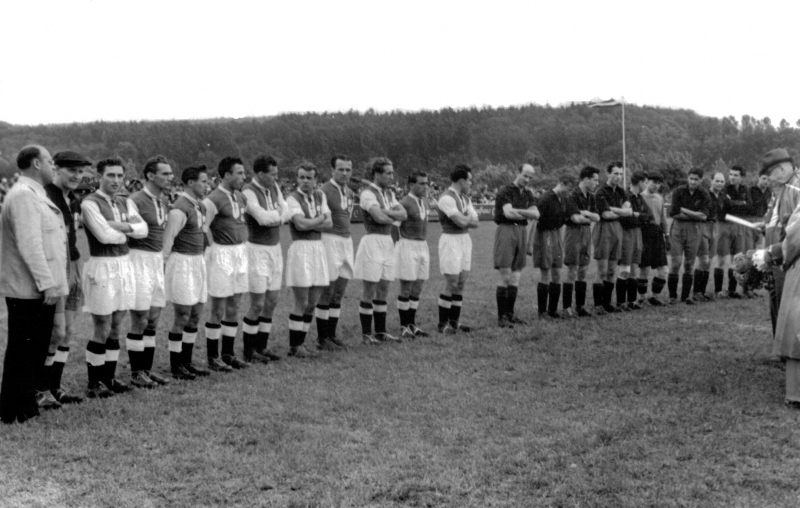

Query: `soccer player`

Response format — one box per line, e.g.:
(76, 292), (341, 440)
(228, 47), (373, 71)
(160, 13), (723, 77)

(592, 162), (633, 314)
(284, 162), (332, 357)
(43, 150), (92, 405)
(667, 168), (710, 305)
(81, 157), (147, 398)
(396, 171), (433, 339)
(203, 157), (249, 371)
(436, 165), (479, 334)
(639, 171), (669, 305)
(241, 155), (289, 362)
(533, 174), (574, 318)
(718, 165), (752, 298)
(493, 163), (538, 327)
(563, 166), (600, 317)
(126, 155), (173, 388)
(706, 173), (731, 300)
(617, 170), (652, 310)
(354, 157), (407, 344)
(316, 155), (356, 350)
(162, 165), (212, 380)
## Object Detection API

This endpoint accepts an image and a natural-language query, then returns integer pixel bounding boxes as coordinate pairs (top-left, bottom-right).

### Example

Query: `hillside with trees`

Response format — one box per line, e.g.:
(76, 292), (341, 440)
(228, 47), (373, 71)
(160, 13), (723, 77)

(1, 104), (798, 190)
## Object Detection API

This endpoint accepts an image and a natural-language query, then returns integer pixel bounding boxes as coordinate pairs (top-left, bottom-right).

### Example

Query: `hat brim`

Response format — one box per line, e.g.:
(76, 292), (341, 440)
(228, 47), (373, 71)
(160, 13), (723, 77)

(760, 158), (793, 176)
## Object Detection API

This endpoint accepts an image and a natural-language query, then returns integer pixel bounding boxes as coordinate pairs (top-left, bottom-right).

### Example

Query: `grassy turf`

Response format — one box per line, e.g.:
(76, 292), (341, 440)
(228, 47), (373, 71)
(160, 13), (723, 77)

(1, 223), (798, 508)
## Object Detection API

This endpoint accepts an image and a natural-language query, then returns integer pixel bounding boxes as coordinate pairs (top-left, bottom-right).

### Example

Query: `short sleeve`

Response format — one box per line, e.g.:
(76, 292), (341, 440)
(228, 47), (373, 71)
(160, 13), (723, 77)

(360, 189), (379, 211)
(438, 195), (458, 217)
(286, 195), (303, 218)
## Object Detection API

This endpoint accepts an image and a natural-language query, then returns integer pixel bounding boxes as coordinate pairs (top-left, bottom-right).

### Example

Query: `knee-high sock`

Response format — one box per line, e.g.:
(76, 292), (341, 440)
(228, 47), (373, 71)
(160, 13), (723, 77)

(681, 273), (694, 301)
(652, 276), (666, 295)
(626, 278), (638, 303)
(438, 294), (452, 325)
(397, 297), (410, 327)
(574, 281), (587, 310)
(168, 332), (183, 369)
(257, 317), (272, 351)
(288, 314), (304, 348)
(104, 338), (120, 381)
(562, 283), (573, 310)
(592, 283), (604, 308)
(328, 305), (341, 337)
(242, 317), (259, 356)
(603, 281), (615, 308)
(315, 305), (329, 341)
(373, 300), (388, 335)
(547, 283), (561, 315)
(714, 268), (725, 293)
(449, 294), (463, 326)
(181, 327), (197, 365)
(637, 278), (648, 297)
(359, 301), (373, 335)
(220, 320), (238, 357)
(205, 322), (222, 359)
(496, 286), (508, 319)
(408, 297), (419, 326)
(143, 329), (156, 371)
(85, 341), (106, 385)
(126, 332), (144, 372)
(537, 283), (548, 314)
(728, 268), (738, 294)
(615, 278), (627, 306)
(667, 274), (679, 299)
(301, 314), (313, 345)
(506, 285), (518, 317)
(49, 346), (69, 392)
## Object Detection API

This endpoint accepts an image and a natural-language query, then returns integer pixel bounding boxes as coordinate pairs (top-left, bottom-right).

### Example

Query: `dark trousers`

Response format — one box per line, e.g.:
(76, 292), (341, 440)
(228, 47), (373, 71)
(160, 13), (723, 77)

(0, 298), (56, 424)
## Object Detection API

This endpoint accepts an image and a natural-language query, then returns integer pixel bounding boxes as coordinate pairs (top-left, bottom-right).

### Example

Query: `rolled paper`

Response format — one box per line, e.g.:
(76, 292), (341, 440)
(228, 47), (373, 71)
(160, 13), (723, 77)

(725, 214), (758, 229)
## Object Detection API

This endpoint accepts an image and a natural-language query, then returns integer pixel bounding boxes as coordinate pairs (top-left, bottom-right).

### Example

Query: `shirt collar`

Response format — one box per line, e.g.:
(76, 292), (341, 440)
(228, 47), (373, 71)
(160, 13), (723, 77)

(331, 178), (347, 194)
(218, 184), (233, 197)
(297, 188), (314, 200)
(179, 192), (198, 205)
(17, 176), (46, 198)
(143, 186), (162, 201)
(96, 189), (116, 202)
(252, 179), (268, 192)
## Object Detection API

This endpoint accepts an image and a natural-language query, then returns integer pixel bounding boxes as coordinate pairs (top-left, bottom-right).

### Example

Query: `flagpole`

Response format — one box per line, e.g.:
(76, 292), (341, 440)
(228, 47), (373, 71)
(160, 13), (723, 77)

(621, 97), (626, 184)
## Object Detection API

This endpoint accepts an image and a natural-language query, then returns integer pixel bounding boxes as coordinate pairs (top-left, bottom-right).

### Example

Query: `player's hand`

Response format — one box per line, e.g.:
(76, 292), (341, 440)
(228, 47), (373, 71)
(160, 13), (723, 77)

(43, 287), (60, 306)
(128, 215), (143, 224)
(107, 220), (128, 231)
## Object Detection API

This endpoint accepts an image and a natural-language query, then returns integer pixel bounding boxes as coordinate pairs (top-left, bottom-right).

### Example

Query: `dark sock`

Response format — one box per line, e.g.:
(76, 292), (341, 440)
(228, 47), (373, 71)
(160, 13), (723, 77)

(537, 282), (548, 314)
(142, 329), (156, 371)
(506, 285), (518, 318)
(104, 338), (120, 381)
(397, 297), (410, 327)
(438, 294), (452, 326)
(168, 332), (183, 369)
(575, 281), (587, 310)
(668, 274), (679, 299)
(714, 268), (724, 293)
(315, 305), (329, 341)
(652, 276), (666, 296)
(359, 301), (373, 335)
(85, 341), (106, 385)
(257, 317), (271, 351)
(562, 283), (573, 310)
(547, 282), (561, 315)
(592, 283), (604, 308)
(373, 300), (388, 335)
(205, 322), (222, 359)
(627, 277), (638, 303)
(289, 314), (304, 347)
(182, 327), (197, 365)
(220, 320), (237, 358)
(681, 273), (694, 301)
(637, 278), (648, 296)
(603, 281), (615, 308)
(408, 297), (419, 326)
(496, 286), (508, 320)
(615, 278), (627, 306)
(728, 268), (738, 294)
(243, 317), (259, 357)
(126, 332), (144, 372)
(449, 294), (463, 326)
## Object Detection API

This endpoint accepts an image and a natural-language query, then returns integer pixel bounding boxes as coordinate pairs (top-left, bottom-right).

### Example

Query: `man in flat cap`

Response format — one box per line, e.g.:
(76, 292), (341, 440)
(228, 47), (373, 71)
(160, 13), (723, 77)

(0, 146), (68, 423)
(41, 151), (93, 405)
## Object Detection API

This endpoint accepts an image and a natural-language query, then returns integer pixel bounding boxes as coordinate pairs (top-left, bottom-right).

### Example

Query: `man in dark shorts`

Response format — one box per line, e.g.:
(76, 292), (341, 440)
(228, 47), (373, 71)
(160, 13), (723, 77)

(43, 151), (92, 404)
(718, 165), (752, 298)
(533, 174), (575, 318)
(592, 162), (633, 314)
(639, 171), (669, 305)
(563, 166), (600, 317)
(493, 163), (538, 327)
(668, 168), (710, 304)
(705, 172), (730, 300)
(617, 171), (652, 310)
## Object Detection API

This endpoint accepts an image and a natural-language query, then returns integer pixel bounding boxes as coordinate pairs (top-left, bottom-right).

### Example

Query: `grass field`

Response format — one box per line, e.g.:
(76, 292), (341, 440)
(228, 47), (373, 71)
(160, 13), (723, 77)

(1, 222), (798, 508)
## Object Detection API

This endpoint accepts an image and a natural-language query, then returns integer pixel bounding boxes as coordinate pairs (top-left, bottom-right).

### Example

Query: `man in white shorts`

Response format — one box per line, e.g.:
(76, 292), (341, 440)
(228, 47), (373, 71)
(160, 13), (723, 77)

(316, 155), (355, 350)
(396, 171), (432, 339)
(162, 165), (211, 380)
(284, 162), (332, 358)
(241, 155), (289, 363)
(354, 157), (407, 344)
(126, 155), (173, 388)
(436, 165), (479, 334)
(81, 157), (147, 398)
(203, 156), (249, 371)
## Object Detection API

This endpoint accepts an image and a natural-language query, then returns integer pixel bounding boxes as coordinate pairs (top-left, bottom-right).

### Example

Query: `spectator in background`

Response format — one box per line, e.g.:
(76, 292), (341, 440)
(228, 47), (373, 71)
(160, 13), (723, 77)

(750, 173), (772, 249)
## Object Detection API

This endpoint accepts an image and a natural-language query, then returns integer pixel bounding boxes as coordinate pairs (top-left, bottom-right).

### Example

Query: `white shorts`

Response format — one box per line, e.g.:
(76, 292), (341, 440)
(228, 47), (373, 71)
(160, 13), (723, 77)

(206, 243), (248, 298)
(438, 233), (472, 275)
(321, 233), (354, 281)
(129, 249), (166, 310)
(395, 239), (430, 281)
(165, 252), (207, 306)
(354, 234), (396, 282)
(82, 255), (136, 315)
(285, 240), (330, 288)
(247, 242), (283, 293)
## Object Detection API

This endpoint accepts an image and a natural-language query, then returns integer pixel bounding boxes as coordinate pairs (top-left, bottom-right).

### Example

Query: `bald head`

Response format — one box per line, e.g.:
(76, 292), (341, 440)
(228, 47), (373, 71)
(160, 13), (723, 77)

(712, 172), (725, 192)
(16, 145), (54, 185)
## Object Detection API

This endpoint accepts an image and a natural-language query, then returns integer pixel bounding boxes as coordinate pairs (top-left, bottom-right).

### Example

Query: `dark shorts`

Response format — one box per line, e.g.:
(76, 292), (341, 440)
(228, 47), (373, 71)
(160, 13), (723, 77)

(55, 259), (82, 313)
(593, 221), (623, 261)
(670, 221), (702, 261)
(493, 224), (527, 271)
(698, 222), (716, 258)
(620, 228), (643, 266)
(564, 225), (592, 267)
(716, 221), (743, 256)
(533, 228), (563, 269)
(640, 224), (668, 268)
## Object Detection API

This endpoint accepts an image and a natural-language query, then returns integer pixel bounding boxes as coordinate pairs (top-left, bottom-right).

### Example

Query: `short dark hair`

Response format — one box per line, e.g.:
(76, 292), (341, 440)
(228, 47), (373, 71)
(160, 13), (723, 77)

(558, 174), (577, 187)
(451, 164), (472, 183)
(16, 145), (42, 170)
(368, 157), (393, 179)
(408, 171), (428, 185)
(331, 154), (351, 168)
(630, 170), (647, 185)
(730, 165), (745, 177)
(579, 166), (600, 180)
(296, 161), (318, 178)
(181, 165), (207, 185)
(606, 161), (623, 173)
(218, 156), (244, 179)
(97, 157), (124, 175)
(142, 155), (169, 182)
(253, 155), (278, 174)
(688, 167), (704, 179)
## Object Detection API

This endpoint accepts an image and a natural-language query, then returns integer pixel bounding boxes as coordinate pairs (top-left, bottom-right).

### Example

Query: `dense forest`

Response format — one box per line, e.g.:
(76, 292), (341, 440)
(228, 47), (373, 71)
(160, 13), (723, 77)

(1, 103), (798, 190)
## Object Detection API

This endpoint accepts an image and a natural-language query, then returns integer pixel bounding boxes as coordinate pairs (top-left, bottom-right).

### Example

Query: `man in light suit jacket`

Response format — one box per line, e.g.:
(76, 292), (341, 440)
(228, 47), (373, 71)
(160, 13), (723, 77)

(0, 145), (68, 423)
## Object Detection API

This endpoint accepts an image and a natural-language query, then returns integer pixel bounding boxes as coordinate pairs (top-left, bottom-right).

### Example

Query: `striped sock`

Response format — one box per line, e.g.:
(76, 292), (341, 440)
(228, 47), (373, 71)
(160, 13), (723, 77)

(328, 304), (341, 337)
(220, 320), (238, 358)
(438, 294), (452, 326)
(181, 327), (197, 365)
(397, 297), (410, 327)
(168, 332), (183, 369)
(359, 301), (373, 335)
(449, 294), (463, 326)
(205, 322), (222, 359)
(288, 314), (304, 347)
(242, 317), (259, 358)
(257, 317), (272, 351)
(50, 346), (69, 393)
(104, 338), (121, 381)
(373, 300), (388, 335)
(315, 305), (330, 341)
(408, 297), (419, 326)
(143, 329), (156, 371)
(85, 341), (106, 385)
(126, 332), (144, 372)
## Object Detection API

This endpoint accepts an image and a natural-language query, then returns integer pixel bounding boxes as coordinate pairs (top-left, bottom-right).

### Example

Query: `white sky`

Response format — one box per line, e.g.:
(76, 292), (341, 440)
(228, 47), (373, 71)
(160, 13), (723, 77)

(2, 0), (799, 126)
